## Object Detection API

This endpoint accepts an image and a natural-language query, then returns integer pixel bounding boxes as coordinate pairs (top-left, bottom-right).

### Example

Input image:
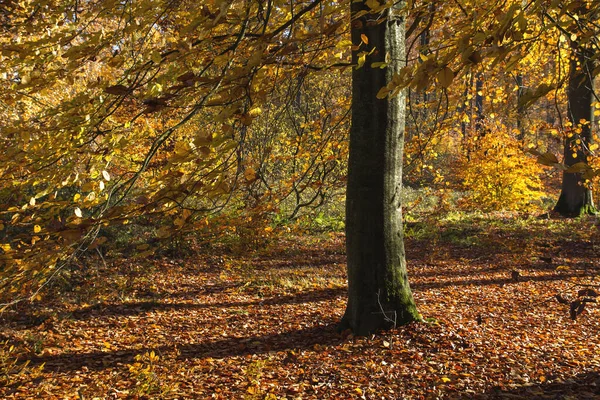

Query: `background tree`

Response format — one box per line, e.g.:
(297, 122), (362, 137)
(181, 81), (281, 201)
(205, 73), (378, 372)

(552, 4), (598, 216)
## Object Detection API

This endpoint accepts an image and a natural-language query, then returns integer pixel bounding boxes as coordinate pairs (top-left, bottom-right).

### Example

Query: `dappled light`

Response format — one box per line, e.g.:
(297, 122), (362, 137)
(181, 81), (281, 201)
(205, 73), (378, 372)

(2, 0), (600, 397)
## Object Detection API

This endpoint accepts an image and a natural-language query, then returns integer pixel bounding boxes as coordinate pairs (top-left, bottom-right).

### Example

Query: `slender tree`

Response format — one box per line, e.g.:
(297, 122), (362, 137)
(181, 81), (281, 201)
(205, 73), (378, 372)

(341, 0), (421, 335)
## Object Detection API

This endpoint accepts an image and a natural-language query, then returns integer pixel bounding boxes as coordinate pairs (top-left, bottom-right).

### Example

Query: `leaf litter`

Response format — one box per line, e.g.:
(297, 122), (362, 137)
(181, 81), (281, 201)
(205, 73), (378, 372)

(1, 214), (599, 399)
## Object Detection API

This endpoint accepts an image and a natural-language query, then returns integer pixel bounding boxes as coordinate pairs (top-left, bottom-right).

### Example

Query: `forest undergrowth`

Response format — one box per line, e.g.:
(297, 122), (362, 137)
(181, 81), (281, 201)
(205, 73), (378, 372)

(1, 213), (599, 399)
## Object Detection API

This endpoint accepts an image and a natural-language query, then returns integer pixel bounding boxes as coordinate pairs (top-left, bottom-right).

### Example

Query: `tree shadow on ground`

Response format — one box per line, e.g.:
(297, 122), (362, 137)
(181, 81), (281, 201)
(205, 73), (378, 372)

(406, 216), (600, 267)
(26, 322), (343, 373)
(249, 254), (345, 270)
(68, 287), (345, 320)
(412, 272), (582, 291)
(473, 371), (600, 399)
(409, 261), (581, 280)
(1, 287), (346, 326)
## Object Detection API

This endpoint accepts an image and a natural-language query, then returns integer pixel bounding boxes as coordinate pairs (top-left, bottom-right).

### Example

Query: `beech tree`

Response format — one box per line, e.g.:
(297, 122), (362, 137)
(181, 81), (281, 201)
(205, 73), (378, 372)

(553, 3), (598, 217)
(554, 37), (597, 216)
(340, 0), (420, 335)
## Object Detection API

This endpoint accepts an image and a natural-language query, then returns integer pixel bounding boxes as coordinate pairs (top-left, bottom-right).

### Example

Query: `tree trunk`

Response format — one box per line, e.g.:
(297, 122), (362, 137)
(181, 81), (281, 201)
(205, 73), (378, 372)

(554, 40), (596, 217)
(516, 73), (525, 140)
(515, 0), (527, 141)
(475, 72), (484, 134)
(341, 0), (420, 336)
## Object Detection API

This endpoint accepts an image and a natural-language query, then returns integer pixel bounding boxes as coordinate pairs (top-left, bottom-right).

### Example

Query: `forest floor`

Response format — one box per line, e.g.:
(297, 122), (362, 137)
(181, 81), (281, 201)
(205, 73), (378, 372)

(1, 212), (600, 399)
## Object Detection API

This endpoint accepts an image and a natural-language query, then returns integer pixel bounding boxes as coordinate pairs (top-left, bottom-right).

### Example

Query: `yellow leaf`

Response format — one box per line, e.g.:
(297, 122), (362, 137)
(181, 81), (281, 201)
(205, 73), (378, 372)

(244, 167), (257, 182)
(247, 51), (263, 68)
(104, 84), (130, 96)
(335, 39), (352, 49)
(441, 377), (451, 383)
(156, 226), (172, 238)
(361, 34), (368, 44)
(365, 0), (380, 10)
(565, 162), (589, 173)
(151, 51), (162, 64)
(248, 107), (262, 117)
(356, 52), (367, 69)
(376, 86), (390, 99)
(138, 250), (155, 258)
(355, 387), (363, 395)
(174, 141), (191, 156)
(34, 225), (41, 233)
(194, 133), (213, 146)
(59, 229), (83, 244)
(436, 67), (454, 88)
(536, 152), (559, 166)
(174, 217), (185, 227)
(199, 146), (211, 157)
(73, 193), (81, 202)
(371, 62), (387, 68)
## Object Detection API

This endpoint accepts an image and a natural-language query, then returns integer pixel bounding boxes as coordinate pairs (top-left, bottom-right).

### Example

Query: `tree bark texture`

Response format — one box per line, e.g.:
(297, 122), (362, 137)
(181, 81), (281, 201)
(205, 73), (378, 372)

(341, 0), (420, 336)
(555, 40), (596, 217)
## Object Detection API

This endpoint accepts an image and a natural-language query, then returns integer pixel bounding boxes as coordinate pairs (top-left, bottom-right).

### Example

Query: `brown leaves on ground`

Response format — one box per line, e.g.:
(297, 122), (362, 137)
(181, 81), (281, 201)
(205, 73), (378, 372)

(1, 214), (600, 399)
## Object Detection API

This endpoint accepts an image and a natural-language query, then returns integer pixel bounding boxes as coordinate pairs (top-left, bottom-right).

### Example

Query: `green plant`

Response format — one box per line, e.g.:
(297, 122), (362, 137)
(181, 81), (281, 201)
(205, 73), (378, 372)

(128, 350), (165, 396)
(296, 211), (345, 232)
(244, 358), (277, 400)
(25, 333), (45, 355)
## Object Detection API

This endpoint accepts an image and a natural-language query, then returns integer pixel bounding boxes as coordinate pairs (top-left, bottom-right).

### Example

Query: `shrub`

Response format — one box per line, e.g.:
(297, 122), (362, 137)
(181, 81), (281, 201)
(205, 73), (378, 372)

(459, 128), (546, 212)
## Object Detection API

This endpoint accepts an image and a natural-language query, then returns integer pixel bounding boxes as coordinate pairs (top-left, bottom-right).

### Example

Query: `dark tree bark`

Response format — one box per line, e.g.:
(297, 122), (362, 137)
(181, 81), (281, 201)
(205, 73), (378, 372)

(554, 40), (596, 217)
(475, 72), (484, 134)
(340, 0), (420, 336)
(418, 27), (431, 118)
(458, 72), (472, 142)
(516, 73), (526, 140)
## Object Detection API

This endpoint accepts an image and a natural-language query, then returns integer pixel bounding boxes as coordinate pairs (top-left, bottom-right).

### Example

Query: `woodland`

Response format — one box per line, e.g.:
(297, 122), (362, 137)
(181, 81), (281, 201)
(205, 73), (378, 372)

(1, 0), (600, 398)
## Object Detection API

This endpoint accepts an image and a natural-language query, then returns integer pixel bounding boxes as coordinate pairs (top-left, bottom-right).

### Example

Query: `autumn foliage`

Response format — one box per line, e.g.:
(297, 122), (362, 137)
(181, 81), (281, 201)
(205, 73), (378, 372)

(1, 0), (600, 397)
(459, 126), (546, 212)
